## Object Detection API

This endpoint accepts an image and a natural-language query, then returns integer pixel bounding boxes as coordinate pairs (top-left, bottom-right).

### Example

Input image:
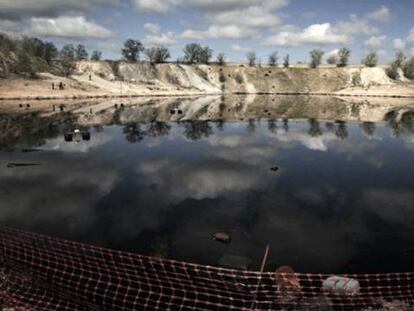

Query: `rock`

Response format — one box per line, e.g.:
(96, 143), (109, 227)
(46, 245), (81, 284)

(213, 232), (231, 244)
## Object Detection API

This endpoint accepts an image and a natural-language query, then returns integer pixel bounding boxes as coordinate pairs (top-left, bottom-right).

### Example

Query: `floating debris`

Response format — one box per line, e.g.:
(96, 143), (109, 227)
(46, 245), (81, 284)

(213, 232), (231, 244)
(64, 129), (91, 142)
(270, 166), (279, 172)
(7, 163), (41, 168)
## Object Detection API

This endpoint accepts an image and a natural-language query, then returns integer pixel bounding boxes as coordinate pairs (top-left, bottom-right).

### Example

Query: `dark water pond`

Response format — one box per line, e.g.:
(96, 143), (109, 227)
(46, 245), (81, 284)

(1, 99), (414, 274)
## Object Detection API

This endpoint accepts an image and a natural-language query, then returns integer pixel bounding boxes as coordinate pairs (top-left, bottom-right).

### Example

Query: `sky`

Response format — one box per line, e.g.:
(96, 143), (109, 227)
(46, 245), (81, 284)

(0, 0), (414, 64)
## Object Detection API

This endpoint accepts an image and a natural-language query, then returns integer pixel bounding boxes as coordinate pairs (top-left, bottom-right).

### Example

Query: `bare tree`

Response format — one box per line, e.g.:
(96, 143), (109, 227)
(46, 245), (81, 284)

(268, 51), (278, 66)
(145, 47), (170, 63)
(246, 52), (256, 66)
(217, 53), (226, 66)
(91, 50), (102, 61)
(337, 47), (351, 67)
(183, 43), (213, 64)
(75, 44), (88, 60)
(363, 51), (378, 67)
(283, 54), (290, 68)
(309, 49), (324, 68)
(122, 39), (144, 62)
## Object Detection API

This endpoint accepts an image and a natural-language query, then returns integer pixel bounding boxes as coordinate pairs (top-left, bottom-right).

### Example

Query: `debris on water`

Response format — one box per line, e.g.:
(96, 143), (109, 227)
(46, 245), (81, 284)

(64, 130), (91, 142)
(218, 255), (251, 270)
(21, 148), (43, 153)
(7, 163), (41, 168)
(213, 232), (231, 244)
(59, 104), (65, 112)
(322, 276), (360, 296)
(270, 166), (279, 172)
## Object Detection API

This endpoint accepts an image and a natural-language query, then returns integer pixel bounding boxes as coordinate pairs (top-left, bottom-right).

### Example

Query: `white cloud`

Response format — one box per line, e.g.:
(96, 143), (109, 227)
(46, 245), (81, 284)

(364, 35), (387, 48)
(134, 0), (172, 13)
(181, 24), (255, 39)
(366, 5), (391, 23)
(333, 15), (379, 36)
(231, 44), (250, 52)
(327, 48), (339, 58)
(393, 38), (406, 50)
(144, 23), (161, 34)
(28, 16), (112, 38)
(266, 23), (348, 47)
(210, 6), (282, 28)
(145, 31), (176, 46)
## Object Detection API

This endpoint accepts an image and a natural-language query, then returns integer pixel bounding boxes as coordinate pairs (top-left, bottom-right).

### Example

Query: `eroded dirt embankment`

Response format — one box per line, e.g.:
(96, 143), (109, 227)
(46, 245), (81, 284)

(1, 61), (414, 100)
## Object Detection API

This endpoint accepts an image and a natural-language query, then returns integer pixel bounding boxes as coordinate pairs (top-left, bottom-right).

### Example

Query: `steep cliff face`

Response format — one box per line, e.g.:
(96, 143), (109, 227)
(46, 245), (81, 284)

(73, 61), (395, 95)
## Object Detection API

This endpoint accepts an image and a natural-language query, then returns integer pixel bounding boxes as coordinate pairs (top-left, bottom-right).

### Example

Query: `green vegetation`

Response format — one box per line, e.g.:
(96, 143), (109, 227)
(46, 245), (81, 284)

(403, 57), (414, 80)
(91, 50), (102, 61)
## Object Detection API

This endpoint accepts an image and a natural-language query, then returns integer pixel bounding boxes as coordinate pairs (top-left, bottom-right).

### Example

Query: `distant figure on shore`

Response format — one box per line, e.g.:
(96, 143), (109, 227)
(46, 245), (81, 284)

(52, 82), (54, 90)
(89, 74), (92, 81)
(59, 82), (64, 90)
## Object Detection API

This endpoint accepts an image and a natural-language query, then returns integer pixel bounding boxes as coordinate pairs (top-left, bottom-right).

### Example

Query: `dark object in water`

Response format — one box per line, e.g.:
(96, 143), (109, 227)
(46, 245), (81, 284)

(7, 163), (41, 168)
(19, 104), (23, 108)
(21, 148), (43, 153)
(64, 129), (91, 142)
(82, 132), (91, 141)
(114, 104), (118, 108)
(59, 104), (65, 112)
(170, 109), (176, 115)
(218, 255), (251, 270)
(177, 109), (183, 114)
(26, 103), (30, 108)
(270, 166), (279, 172)
(213, 232), (231, 244)
(64, 133), (73, 142)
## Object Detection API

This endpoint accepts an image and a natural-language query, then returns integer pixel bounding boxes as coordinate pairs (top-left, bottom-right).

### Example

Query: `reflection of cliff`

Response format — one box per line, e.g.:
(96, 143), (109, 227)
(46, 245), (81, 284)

(72, 95), (414, 125)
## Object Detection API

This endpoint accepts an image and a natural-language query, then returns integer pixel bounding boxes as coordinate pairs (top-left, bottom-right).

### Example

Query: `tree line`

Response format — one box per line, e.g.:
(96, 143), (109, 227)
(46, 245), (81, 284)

(1, 32), (414, 80)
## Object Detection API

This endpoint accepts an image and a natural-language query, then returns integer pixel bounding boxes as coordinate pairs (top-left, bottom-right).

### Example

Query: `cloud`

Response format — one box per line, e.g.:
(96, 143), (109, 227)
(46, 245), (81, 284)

(393, 38), (406, 50)
(134, 0), (289, 13)
(0, 0), (118, 20)
(181, 24), (256, 39)
(366, 5), (391, 23)
(266, 23), (348, 47)
(28, 16), (113, 38)
(145, 31), (176, 46)
(333, 15), (379, 36)
(327, 48), (339, 58)
(364, 35), (387, 48)
(231, 44), (251, 52)
(144, 22), (161, 34)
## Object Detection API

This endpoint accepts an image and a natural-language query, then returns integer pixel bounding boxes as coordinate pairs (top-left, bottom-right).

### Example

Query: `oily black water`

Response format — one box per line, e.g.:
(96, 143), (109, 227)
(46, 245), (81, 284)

(1, 107), (414, 274)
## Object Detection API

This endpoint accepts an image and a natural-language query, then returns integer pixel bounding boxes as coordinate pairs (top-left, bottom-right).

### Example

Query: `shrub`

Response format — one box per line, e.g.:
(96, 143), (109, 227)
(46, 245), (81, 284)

(363, 51), (378, 67)
(337, 47), (351, 67)
(217, 53), (225, 66)
(268, 52), (278, 66)
(145, 47), (170, 63)
(246, 52), (256, 66)
(386, 62), (399, 80)
(235, 73), (244, 84)
(351, 72), (361, 86)
(283, 54), (290, 68)
(403, 57), (414, 80)
(309, 49), (324, 68)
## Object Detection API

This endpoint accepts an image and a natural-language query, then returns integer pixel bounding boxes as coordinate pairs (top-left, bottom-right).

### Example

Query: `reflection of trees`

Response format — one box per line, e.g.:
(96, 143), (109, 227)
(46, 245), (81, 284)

(246, 119), (256, 134)
(400, 112), (414, 134)
(215, 120), (225, 131)
(183, 121), (212, 140)
(360, 122), (376, 137)
(146, 122), (171, 138)
(267, 120), (278, 133)
(308, 118), (322, 137)
(283, 118), (289, 132)
(325, 122), (335, 132)
(334, 121), (348, 140)
(384, 111), (402, 138)
(0, 115), (64, 150)
(123, 124), (144, 143)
